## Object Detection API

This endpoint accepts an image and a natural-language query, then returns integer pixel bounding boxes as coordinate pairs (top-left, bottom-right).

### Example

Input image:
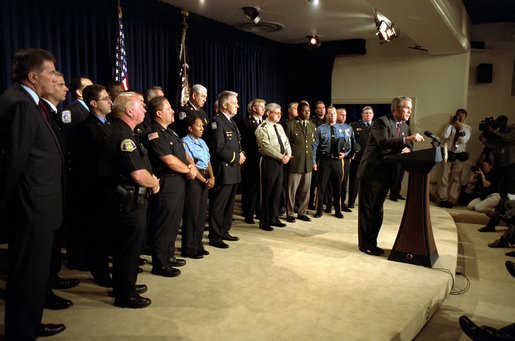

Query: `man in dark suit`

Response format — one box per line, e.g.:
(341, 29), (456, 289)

(73, 84), (113, 286)
(0, 48), (66, 339)
(64, 76), (93, 132)
(285, 101), (316, 223)
(239, 98), (266, 224)
(206, 90), (245, 248)
(173, 84), (208, 137)
(357, 96), (424, 256)
(348, 106), (374, 208)
(41, 72), (80, 311)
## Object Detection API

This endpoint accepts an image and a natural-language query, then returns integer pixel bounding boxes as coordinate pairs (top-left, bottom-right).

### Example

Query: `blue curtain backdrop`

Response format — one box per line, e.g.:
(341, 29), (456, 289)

(0, 0), (366, 121)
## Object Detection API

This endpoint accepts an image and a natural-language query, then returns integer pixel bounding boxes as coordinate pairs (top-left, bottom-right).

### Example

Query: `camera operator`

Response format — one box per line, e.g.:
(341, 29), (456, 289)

(481, 115), (515, 195)
(436, 108), (471, 208)
(466, 159), (501, 213)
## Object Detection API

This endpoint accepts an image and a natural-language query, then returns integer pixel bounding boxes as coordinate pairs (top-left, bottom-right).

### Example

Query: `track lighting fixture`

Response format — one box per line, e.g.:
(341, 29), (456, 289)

(374, 11), (400, 43)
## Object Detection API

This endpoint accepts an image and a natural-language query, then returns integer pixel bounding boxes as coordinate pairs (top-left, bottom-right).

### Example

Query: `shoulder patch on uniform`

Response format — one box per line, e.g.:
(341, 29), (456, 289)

(61, 110), (71, 124)
(178, 111), (187, 120)
(120, 139), (137, 152)
(148, 132), (159, 141)
(210, 121), (218, 130)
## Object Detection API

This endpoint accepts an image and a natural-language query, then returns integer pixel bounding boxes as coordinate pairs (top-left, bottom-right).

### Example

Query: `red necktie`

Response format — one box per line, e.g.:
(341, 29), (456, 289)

(396, 122), (401, 137)
(38, 100), (50, 123)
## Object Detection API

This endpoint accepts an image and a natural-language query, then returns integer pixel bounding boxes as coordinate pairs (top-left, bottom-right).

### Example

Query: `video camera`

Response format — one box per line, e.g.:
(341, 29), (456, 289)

(479, 117), (496, 133)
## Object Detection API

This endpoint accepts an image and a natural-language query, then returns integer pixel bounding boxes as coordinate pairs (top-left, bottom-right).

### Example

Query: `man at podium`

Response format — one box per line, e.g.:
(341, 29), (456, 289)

(357, 96), (425, 256)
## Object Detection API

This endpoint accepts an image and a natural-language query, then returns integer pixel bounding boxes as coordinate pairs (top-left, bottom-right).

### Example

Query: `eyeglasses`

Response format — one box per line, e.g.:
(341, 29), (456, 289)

(97, 96), (112, 102)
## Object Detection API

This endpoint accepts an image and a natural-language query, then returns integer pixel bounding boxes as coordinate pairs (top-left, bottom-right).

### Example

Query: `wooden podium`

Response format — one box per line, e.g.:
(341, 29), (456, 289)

(384, 147), (443, 267)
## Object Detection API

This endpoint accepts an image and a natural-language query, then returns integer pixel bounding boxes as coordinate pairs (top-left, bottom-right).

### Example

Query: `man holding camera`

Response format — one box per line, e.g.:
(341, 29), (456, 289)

(437, 108), (471, 208)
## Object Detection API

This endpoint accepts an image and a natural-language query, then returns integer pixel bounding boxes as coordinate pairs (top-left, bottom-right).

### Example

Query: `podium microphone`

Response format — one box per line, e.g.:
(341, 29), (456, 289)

(424, 130), (441, 145)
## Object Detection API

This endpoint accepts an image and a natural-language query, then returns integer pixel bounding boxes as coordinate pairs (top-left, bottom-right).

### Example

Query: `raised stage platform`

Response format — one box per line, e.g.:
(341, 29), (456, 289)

(0, 199), (458, 340)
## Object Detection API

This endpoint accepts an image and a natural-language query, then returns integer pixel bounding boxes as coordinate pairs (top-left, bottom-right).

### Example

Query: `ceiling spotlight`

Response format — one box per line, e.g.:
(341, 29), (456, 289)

(242, 7), (261, 24)
(306, 34), (321, 48)
(374, 11), (400, 43)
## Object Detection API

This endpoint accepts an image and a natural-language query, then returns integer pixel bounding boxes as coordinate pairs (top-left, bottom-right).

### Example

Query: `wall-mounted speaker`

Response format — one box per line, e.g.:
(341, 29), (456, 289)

(477, 63), (493, 83)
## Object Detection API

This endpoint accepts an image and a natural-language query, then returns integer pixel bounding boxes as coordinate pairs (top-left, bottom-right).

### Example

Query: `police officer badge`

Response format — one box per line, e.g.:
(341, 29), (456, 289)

(178, 111), (187, 120)
(61, 110), (72, 124)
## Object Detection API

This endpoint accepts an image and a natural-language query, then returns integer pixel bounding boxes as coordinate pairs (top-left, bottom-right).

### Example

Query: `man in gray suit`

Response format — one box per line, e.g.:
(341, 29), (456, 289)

(357, 96), (424, 256)
(285, 101), (316, 223)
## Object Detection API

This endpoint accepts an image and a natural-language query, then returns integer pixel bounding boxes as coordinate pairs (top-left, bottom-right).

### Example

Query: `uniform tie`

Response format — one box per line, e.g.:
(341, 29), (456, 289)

(273, 124), (285, 154)
(396, 122), (401, 137)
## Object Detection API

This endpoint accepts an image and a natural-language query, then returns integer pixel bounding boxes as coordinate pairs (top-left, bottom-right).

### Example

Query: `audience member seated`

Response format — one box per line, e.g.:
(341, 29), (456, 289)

(479, 199), (515, 232)
(487, 211), (514, 248)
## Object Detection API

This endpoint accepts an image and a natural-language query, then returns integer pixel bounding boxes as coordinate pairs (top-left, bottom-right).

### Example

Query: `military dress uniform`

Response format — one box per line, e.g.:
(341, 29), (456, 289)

(348, 120), (371, 207)
(285, 118), (316, 218)
(255, 120), (292, 230)
(146, 122), (188, 271)
(206, 112), (243, 245)
(98, 118), (153, 302)
(173, 101), (208, 138)
(313, 123), (347, 217)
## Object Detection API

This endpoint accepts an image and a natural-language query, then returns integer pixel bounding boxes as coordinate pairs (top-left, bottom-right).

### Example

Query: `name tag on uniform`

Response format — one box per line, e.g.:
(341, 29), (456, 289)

(61, 110), (71, 124)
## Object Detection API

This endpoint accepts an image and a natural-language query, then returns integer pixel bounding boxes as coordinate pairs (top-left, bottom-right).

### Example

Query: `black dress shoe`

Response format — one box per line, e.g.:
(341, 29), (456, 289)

(271, 220), (286, 228)
(45, 293), (73, 310)
(478, 225), (495, 232)
(152, 265), (181, 277)
(201, 249), (210, 256)
(397, 195), (406, 200)
(169, 257), (187, 267)
(359, 247), (382, 256)
(314, 212), (323, 218)
(348, 204), (355, 209)
(38, 323), (66, 337)
(135, 284), (148, 294)
(297, 215), (311, 222)
(223, 233), (240, 241)
(286, 216), (296, 223)
(324, 207), (332, 213)
(209, 240), (230, 248)
(139, 257), (148, 266)
(389, 196), (398, 202)
(373, 246), (385, 255)
(244, 217), (255, 224)
(506, 260), (515, 278)
(92, 276), (113, 288)
(506, 251), (515, 257)
(342, 206), (352, 213)
(259, 225), (273, 231)
(334, 212), (344, 219)
(52, 277), (80, 290)
(114, 295), (151, 309)
(459, 315), (491, 340)
(182, 253), (204, 259)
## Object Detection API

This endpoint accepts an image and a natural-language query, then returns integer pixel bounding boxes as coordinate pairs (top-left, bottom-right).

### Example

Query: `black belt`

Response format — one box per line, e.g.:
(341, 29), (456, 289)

(198, 168), (209, 176)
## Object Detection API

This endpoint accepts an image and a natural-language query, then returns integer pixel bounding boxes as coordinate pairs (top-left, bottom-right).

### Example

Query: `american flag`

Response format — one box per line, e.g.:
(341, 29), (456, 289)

(115, 0), (129, 91)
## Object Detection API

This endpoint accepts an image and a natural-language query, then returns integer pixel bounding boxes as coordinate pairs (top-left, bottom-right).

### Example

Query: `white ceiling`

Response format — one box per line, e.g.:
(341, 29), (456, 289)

(159, 0), (471, 54)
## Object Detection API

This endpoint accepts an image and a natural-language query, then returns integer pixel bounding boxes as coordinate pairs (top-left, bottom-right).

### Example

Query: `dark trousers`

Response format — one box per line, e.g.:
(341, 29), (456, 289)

(358, 180), (390, 249)
(104, 190), (147, 300)
(241, 162), (260, 220)
(390, 163), (405, 198)
(340, 157), (351, 206)
(209, 183), (237, 243)
(260, 157), (283, 228)
(317, 157), (343, 214)
(309, 168), (318, 208)
(182, 178), (208, 256)
(149, 175), (185, 267)
(5, 227), (54, 340)
(348, 157), (361, 206)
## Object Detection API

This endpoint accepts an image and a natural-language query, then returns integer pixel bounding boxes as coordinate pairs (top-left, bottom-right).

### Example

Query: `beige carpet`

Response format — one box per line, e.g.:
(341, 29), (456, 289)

(0, 199), (461, 340)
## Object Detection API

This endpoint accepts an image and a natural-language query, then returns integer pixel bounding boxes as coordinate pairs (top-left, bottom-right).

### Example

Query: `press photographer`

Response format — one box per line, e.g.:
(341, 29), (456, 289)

(436, 108), (472, 208)
(480, 115), (515, 195)
(465, 159), (501, 213)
